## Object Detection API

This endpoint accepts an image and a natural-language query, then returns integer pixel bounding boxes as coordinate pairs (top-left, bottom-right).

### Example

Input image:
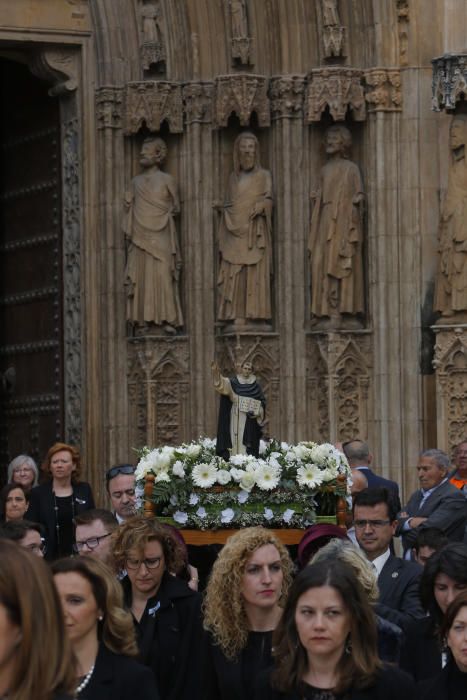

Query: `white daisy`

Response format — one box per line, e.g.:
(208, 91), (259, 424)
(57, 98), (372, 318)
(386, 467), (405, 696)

(192, 462), (218, 488)
(255, 464), (281, 491)
(296, 464), (324, 488)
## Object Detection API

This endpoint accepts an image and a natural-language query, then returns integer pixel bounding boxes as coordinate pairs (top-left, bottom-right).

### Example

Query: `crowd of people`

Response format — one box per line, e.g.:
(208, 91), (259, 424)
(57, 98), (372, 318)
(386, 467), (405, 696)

(0, 439), (467, 699)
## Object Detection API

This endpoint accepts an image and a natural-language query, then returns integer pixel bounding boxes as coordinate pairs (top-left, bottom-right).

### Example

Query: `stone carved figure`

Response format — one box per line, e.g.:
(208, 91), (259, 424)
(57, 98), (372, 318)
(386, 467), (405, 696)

(434, 114), (467, 319)
(140, 1), (165, 70)
(322, 0), (340, 26)
(211, 359), (265, 459)
(124, 137), (183, 333)
(229, 0), (248, 37)
(308, 125), (365, 328)
(217, 132), (273, 326)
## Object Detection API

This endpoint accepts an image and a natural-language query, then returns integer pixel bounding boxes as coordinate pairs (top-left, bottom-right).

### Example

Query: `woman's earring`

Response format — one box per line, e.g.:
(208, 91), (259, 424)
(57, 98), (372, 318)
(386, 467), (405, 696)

(98, 615), (104, 621)
(345, 636), (352, 654)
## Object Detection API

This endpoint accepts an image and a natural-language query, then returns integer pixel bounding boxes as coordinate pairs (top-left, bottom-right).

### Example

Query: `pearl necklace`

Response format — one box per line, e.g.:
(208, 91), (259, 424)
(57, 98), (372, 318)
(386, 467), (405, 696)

(75, 664), (95, 696)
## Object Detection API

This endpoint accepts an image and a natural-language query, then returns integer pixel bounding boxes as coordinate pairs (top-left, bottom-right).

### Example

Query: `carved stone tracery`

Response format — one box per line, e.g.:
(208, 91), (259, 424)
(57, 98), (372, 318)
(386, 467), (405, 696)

(433, 327), (467, 453)
(215, 74), (270, 127)
(182, 82), (214, 124)
(365, 68), (402, 112)
(124, 81), (183, 134)
(269, 75), (306, 120)
(306, 68), (366, 123)
(320, 0), (346, 59)
(96, 87), (124, 130)
(432, 53), (467, 112)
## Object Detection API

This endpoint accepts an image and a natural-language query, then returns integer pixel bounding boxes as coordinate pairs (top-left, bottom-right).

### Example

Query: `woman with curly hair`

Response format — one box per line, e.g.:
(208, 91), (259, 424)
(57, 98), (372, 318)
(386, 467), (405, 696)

(26, 442), (95, 559)
(112, 516), (202, 700)
(202, 526), (293, 700)
(255, 560), (415, 699)
(52, 556), (158, 700)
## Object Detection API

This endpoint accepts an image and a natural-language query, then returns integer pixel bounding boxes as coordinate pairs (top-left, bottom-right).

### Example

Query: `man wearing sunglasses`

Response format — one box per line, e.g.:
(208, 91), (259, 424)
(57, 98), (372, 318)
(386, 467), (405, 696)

(106, 464), (137, 523)
(74, 508), (118, 565)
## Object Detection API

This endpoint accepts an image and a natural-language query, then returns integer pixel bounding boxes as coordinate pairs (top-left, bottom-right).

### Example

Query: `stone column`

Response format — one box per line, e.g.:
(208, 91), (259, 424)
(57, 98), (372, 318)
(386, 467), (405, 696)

(269, 75), (307, 441)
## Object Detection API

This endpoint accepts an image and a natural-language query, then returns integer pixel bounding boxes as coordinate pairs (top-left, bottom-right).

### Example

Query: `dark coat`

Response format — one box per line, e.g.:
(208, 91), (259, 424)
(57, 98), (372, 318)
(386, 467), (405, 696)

(396, 479), (467, 551)
(399, 616), (442, 682)
(122, 572), (203, 700)
(375, 554), (424, 631)
(354, 467), (401, 512)
(79, 643), (159, 700)
(254, 665), (416, 700)
(419, 659), (467, 699)
(26, 480), (94, 560)
(202, 629), (273, 700)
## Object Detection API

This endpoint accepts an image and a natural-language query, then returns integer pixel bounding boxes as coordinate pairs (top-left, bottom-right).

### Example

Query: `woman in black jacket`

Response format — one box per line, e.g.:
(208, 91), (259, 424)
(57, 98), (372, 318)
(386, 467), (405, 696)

(400, 543), (467, 682)
(255, 560), (415, 700)
(27, 442), (95, 559)
(52, 555), (158, 700)
(112, 516), (203, 700)
(202, 527), (294, 700)
(420, 591), (467, 699)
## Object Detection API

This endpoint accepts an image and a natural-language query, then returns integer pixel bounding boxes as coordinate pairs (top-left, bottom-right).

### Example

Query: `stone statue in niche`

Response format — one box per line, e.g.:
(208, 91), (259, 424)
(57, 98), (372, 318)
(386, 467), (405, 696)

(124, 137), (183, 334)
(434, 114), (467, 320)
(140, 0), (166, 71)
(321, 0), (345, 58)
(228, 0), (252, 65)
(322, 0), (340, 26)
(308, 124), (365, 329)
(216, 132), (273, 329)
(211, 359), (265, 459)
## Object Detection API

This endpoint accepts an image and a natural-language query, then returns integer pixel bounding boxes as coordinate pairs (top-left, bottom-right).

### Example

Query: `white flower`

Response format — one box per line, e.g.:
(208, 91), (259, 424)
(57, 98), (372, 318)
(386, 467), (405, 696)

(264, 507), (274, 521)
(154, 471), (170, 483)
(172, 460), (185, 478)
(280, 442), (290, 451)
(229, 454), (250, 467)
(189, 493), (199, 505)
(255, 464), (281, 491)
(230, 468), (245, 483)
(267, 456), (281, 470)
(173, 511), (188, 524)
(320, 466), (338, 482)
(217, 469), (232, 485)
(169, 494), (178, 506)
(292, 444), (313, 460)
(283, 508), (295, 523)
(192, 463), (218, 488)
(259, 439), (268, 455)
(237, 489), (250, 504)
(200, 437), (216, 450)
(135, 484), (144, 498)
(296, 464), (324, 488)
(135, 460), (148, 481)
(240, 471), (256, 492)
(221, 508), (235, 524)
(196, 506), (207, 519)
(186, 444), (202, 458)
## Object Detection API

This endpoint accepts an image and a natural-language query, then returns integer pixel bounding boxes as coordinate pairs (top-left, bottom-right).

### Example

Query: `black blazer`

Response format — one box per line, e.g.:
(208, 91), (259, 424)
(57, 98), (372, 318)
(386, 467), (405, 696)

(396, 480), (467, 551)
(419, 659), (467, 700)
(376, 554), (424, 631)
(399, 616), (442, 682)
(123, 572), (203, 700)
(355, 467), (401, 511)
(80, 643), (159, 700)
(26, 480), (94, 560)
(254, 665), (416, 700)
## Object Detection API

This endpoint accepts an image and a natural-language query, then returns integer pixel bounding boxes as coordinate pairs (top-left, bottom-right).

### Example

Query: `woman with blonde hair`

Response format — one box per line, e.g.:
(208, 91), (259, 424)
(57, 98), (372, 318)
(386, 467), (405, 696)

(202, 526), (293, 699)
(52, 555), (158, 699)
(112, 516), (202, 700)
(27, 442), (94, 559)
(0, 539), (75, 700)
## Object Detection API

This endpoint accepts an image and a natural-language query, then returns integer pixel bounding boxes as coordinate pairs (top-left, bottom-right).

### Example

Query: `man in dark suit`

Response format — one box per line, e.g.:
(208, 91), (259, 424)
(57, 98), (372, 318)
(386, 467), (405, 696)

(353, 487), (424, 631)
(396, 448), (467, 554)
(343, 439), (401, 511)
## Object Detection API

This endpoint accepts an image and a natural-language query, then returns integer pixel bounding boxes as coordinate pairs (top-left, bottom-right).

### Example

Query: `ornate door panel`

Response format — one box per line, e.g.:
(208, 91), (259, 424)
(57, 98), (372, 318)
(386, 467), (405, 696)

(0, 58), (63, 470)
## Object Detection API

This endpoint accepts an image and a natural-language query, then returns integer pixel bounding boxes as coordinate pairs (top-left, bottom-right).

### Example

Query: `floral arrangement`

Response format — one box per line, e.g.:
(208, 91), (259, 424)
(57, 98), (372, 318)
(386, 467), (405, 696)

(135, 438), (350, 530)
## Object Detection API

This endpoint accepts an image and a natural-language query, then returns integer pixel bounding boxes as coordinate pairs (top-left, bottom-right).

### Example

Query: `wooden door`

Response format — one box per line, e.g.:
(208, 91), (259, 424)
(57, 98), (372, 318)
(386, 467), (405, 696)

(0, 57), (63, 474)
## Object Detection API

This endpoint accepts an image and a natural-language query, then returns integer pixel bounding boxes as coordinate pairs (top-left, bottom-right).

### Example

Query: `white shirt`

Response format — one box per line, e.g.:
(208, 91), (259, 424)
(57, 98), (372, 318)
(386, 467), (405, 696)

(370, 548), (391, 577)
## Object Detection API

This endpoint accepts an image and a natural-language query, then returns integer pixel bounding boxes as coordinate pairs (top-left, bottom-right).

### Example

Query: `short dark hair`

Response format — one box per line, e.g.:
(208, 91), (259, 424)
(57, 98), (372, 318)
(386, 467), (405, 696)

(420, 543), (467, 623)
(105, 464), (135, 490)
(74, 508), (118, 531)
(352, 487), (398, 522)
(413, 527), (449, 554)
(0, 482), (30, 516)
(0, 519), (43, 542)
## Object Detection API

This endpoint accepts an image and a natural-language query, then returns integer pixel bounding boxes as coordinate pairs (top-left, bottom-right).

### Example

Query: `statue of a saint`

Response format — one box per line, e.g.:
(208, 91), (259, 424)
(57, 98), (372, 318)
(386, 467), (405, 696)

(308, 124), (365, 328)
(217, 132), (273, 326)
(229, 0), (248, 38)
(212, 360), (265, 460)
(141, 1), (162, 43)
(124, 137), (183, 333)
(322, 0), (340, 26)
(434, 114), (467, 319)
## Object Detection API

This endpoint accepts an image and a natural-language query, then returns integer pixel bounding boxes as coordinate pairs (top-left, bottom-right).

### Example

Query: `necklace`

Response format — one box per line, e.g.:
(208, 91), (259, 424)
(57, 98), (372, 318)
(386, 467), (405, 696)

(53, 487), (76, 554)
(75, 663), (95, 695)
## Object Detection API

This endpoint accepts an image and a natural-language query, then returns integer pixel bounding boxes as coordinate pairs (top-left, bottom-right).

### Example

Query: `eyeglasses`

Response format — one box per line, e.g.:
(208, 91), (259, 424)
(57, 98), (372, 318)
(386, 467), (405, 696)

(25, 540), (47, 554)
(73, 533), (111, 552)
(354, 519), (391, 529)
(105, 465), (135, 482)
(13, 467), (33, 474)
(126, 556), (162, 570)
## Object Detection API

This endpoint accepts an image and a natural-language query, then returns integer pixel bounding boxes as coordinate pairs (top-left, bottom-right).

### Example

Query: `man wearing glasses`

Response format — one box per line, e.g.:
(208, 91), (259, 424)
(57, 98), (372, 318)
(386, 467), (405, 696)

(74, 508), (118, 565)
(106, 464), (137, 523)
(353, 487), (424, 631)
(0, 519), (46, 557)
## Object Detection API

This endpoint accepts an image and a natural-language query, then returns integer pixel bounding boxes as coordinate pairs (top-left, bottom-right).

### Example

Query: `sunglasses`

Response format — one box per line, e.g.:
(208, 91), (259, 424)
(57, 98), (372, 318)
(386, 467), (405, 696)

(105, 464), (135, 482)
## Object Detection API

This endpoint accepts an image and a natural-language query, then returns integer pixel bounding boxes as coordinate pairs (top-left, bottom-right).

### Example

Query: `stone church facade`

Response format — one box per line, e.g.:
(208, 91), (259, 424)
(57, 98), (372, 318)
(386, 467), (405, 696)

(0, 0), (466, 504)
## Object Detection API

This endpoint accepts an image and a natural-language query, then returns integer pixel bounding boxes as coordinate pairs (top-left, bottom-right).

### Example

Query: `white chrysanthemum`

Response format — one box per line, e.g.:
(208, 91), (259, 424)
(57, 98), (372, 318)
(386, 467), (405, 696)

(217, 469), (232, 485)
(186, 444), (202, 458)
(320, 465), (338, 482)
(255, 464), (281, 491)
(200, 437), (216, 450)
(267, 456), (281, 470)
(280, 442), (290, 451)
(259, 439), (268, 455)
(134, 459), (148, 481)
(173, 511), (188, 524)
(292, 444), (312, 460)
(154, 471), (170, 484)
(296, 464), (325, 488)
(285, 451), (297, 462)
(192, 462), (218, 488)
(229, 454), (250, 467)
(309, 444), (332, 465)
(230, 468), (245, 483)
(172, 460), (185, 478)
(240, 471), (256, 492)
(245, 459), (261, 473)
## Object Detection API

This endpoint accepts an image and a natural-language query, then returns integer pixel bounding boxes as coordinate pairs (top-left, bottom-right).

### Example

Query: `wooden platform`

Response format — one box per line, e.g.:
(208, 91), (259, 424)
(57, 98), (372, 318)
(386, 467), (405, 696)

(179, 528), (307, 545)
